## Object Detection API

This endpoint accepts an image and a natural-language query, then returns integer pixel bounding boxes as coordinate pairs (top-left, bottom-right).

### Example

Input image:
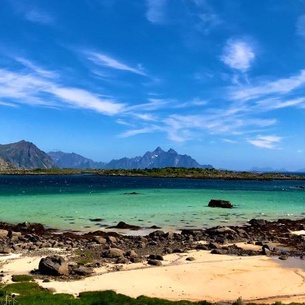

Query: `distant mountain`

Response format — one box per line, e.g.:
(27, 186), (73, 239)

(0, 140), (55, 169)
(0, 140), (213, 170)
(105, 147), (213, 169)
(49, 147), (212, 170)
(48, 151), (106, 169)
(250, 166), (289, 173)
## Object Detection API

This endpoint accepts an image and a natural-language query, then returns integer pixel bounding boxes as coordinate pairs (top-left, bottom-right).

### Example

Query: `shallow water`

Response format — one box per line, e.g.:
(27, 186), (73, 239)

(0, 174), (305, 231)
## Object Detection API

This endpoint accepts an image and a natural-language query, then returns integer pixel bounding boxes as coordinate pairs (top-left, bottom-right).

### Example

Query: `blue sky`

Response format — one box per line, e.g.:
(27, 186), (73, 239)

(1, 0), (305, 170)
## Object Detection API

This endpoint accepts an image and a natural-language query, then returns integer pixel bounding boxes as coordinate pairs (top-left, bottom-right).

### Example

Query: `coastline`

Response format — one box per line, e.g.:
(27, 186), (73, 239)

(1, 218), (305, 303)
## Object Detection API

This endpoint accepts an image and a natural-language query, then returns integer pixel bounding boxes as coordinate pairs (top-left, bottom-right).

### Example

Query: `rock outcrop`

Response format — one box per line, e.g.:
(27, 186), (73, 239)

(208, 199), (233, 208)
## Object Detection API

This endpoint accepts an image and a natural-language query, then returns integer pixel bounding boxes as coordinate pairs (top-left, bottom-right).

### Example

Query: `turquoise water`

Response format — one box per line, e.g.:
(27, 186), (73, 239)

(0, 175), (305, 232)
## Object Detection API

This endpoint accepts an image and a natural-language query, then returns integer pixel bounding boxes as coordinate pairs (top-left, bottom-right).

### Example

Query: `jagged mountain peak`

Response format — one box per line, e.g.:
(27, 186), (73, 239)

(153, 147), (164, 154)
(167, 148), (177, 154)
(105, 147), (212, 169)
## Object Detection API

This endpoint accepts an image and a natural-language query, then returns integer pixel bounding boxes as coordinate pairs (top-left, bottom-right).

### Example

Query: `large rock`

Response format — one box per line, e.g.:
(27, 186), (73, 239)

(108, 221), (141, 230)
(208, 199), (233, 209)
(0, 229), (8, 237)
(38, 256), (69, 276)
(103, 248), (125, 258)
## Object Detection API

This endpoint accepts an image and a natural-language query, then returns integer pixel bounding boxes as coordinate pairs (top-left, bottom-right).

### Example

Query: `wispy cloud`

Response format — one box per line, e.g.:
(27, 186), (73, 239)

(120, 125), (160, 138)
(9, 1), (54, 26)
(0, 59), (125, 115)
(296, 15), (305, 38)
(15, 57), (57, 78)
(231, 70), (305, 101)
(223, 138), (237, 144)
(248, 135), (282, 149)
(146, 0), (167, 24)
(221, 39), (255, 72)
(24, 9), (54, 25)
(0, 101), (18, 108)
(126, 98), (171, 112)
(87, 52), (147, 76)
(190, 0), (222, 34)
(256, 97), (305, 110)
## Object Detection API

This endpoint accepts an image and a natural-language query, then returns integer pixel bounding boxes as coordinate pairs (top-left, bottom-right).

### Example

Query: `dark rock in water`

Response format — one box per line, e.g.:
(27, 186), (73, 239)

(208, 199), (233, 209)
(108, 221), (141, 230)
(124, 192), (140, 195)
(38, 256), (69, 276)
(149, 225), (162, 229)
(89, 218), (103, 222)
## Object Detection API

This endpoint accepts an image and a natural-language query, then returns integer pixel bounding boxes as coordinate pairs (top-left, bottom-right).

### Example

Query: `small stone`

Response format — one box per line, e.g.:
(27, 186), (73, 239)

(186, 257), (195, 261)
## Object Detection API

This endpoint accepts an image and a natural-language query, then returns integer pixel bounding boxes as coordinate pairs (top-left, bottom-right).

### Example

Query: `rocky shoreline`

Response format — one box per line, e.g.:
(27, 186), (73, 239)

(1, 218), (305, 279)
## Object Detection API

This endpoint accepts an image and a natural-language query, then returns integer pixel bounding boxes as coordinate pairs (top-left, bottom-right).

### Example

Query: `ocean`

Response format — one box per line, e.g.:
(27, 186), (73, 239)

(0, 174), (305, 233)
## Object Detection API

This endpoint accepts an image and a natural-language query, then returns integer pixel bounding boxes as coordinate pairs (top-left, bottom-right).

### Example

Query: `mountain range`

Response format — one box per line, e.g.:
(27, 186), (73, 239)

(0, 140), (212, 170)
(49, 146), (213, 169)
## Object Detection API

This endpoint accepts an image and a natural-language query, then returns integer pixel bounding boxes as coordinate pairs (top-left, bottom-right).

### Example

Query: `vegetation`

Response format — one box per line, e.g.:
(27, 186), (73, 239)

(0, 167), (304, 180)
(0, 283), (212, 305)
(0, 282), (304, 304)
(11, 274), (34, 283)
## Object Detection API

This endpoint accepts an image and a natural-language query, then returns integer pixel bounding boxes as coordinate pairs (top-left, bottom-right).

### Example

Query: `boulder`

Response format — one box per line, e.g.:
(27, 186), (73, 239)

(72, 266), (94, 276)
(148, 254), (163, 261)
(108, 221), (140, 230)
(249, 219), (267, 226)
(38, 256), (69, 276)
(208, 199), (233, 209)
(0, 246), (11, 254)
(147, 259), (162, 266)
(0, 229), (8, 238)
(125, 249), (138, 259)
(103, 248), (125, 258)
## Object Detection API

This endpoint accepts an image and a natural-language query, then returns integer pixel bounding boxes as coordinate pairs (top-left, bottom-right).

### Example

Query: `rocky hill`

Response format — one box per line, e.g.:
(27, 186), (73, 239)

(0, 156), (16, 170)
(0, 140), (55, 169)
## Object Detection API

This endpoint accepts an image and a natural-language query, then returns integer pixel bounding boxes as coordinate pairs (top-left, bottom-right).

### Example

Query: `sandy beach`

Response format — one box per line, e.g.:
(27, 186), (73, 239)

(2, 246), (305, 304)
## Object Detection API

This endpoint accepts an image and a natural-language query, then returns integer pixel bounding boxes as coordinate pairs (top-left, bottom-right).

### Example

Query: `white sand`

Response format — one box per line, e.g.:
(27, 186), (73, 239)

(2, 248), (305, 304)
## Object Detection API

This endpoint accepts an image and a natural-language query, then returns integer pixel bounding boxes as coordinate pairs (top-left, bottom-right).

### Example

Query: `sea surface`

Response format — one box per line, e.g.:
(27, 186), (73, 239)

(0, 174), (305, 233)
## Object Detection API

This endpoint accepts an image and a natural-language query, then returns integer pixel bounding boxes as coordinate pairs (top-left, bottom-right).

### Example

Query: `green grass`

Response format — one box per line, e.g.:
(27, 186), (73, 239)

(1, 282), (305, 305)
(11, 274), (34, 282)
(0, 283), (213, 305)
